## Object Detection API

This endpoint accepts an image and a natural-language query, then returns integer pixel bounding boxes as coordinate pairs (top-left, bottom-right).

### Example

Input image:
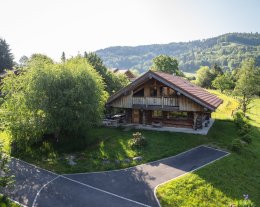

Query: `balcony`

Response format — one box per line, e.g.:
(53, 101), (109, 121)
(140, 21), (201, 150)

(132, 97), (179, 110)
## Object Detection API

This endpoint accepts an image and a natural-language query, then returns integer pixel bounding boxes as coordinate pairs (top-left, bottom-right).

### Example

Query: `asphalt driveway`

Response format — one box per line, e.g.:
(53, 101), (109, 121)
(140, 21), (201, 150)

(2, 145), (229, 207)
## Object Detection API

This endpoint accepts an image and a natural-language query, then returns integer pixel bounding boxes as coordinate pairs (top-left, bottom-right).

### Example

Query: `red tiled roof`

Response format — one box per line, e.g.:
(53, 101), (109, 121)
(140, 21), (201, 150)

(107, 70), (223, 111)
(153, 71), (223, 109)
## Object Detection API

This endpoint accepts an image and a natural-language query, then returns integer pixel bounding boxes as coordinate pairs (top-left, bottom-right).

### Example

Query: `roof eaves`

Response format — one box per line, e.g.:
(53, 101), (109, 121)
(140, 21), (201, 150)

(107, 70), (153, 104)
(151, 71), (216, 111)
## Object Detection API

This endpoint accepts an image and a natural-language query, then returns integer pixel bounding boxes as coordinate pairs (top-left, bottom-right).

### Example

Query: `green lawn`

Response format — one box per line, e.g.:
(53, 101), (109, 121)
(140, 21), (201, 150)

(1, 91), (259, 206)
(156, 96), (260, 207)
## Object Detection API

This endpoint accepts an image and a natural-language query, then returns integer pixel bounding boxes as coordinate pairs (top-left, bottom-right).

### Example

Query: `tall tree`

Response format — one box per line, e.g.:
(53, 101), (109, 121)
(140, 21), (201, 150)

(84, 51), (88, 59)
(234, 59), (260, 115)
(211, 63), (223, 77)
(84, 52), (129, 94)
(85, 52), (107, 76)
(152, 55), (183, 76)
(61, 52), (66, 63)
(0, 39), (14, 72)
(19, 55), (29, 67)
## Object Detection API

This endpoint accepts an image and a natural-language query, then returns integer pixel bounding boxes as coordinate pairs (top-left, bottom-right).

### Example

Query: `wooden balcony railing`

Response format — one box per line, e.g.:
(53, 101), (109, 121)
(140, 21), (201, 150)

(132, 97), (178, 108)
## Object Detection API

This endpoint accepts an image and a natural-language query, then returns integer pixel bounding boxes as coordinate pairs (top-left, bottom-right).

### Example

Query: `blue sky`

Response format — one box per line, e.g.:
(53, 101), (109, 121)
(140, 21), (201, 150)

(1, 0), (259, 61)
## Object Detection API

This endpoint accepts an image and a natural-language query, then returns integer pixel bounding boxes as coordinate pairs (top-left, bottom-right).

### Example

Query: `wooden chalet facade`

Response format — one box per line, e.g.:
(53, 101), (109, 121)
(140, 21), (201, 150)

(106, 70), (223, 129)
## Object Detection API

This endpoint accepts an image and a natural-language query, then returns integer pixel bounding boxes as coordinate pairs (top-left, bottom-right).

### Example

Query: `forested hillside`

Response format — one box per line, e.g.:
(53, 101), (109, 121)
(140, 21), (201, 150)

(96, 33), (260, 73)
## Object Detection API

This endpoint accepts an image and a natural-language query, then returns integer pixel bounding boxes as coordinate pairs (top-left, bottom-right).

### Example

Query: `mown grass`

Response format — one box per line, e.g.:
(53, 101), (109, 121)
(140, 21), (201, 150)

(156, 95), (260, 207)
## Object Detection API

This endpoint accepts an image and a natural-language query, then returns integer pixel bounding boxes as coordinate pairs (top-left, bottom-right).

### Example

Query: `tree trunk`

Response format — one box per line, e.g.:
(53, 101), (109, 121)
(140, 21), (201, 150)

(242, 94), (246, 116)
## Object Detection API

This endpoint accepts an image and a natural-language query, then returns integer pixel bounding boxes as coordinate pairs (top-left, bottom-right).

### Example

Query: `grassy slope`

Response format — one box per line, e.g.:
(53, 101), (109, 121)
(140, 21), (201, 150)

(8, 128), (207, 174)
(156, 94), (260, 207)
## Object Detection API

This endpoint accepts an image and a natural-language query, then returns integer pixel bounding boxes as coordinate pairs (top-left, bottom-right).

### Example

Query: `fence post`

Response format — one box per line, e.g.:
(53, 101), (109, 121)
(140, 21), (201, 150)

(162, 97), (164, 108)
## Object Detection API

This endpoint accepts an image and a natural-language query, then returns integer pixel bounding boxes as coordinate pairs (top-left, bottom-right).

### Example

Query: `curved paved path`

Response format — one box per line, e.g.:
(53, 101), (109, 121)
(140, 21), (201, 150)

(2, 145), (229, 207)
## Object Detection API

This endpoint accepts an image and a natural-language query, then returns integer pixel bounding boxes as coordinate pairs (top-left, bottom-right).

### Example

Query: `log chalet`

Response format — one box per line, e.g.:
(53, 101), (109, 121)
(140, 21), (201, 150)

(106, 70), (223, 129)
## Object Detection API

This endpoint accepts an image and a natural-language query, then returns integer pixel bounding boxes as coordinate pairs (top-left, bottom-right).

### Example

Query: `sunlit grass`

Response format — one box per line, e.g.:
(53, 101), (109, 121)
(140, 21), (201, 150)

(156, 94), (260, 207)
(0, 131), (11, 153)
(157, 174), (254, 207)
(208, 90), (239, 120)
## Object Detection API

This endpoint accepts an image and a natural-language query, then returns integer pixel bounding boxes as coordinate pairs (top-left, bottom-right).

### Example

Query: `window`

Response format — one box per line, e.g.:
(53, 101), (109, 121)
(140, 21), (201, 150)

(168, 111), (188, 119)
(150, 87), (157, 97)
(133, 88), (144, 97)
(162, 87), (168, 96)
(169, 89), (176, 97)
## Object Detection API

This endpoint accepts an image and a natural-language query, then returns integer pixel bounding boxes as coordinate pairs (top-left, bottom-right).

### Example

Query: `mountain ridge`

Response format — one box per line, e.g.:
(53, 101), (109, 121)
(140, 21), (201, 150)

(96, 32), (260, 73)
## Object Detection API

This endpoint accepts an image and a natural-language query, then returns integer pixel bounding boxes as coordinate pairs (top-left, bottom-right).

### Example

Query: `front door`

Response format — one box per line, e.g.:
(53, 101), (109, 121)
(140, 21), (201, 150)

(132, 109), (139, 123)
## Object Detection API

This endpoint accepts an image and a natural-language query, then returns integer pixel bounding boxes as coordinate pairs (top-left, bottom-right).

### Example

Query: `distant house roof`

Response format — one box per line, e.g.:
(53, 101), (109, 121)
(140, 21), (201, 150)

(107, 70), (223, 111)
(108, 68), (136, 80)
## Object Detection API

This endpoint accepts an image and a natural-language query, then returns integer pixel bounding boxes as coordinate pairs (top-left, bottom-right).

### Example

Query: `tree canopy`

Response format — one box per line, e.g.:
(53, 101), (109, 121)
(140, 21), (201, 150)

(19, 55), (29, 67)
(61, 52), (66, 63)
(195, 66), (214, 88)
(152, 55), (183, 76)
(0, 38), (14, 72)
(233, 59), (260, 115)
(1, 57), (108, 148)
(28, 53), (54, 66)
(212, 72), (235, 92)
(84, 52), (129, 94)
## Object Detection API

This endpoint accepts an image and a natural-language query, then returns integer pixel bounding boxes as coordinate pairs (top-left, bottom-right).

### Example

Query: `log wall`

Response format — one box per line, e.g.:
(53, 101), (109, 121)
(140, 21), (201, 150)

(178, 95), (205, 112)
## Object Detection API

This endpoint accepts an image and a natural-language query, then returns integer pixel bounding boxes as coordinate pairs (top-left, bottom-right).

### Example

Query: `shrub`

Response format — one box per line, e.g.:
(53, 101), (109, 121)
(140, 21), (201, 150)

(233, 111), (253, 145)
(233, 112), (246, 129)
(0, 142), (14, 192)
(231, 138), (243, 153)
(129, 132), (147, 148)
(240, 134), (252, 144)
(238, 122), (251, 136)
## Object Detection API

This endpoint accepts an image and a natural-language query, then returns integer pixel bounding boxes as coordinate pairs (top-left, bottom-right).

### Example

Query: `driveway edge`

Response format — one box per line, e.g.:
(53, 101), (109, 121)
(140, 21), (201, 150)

(153, 146), (230, 207)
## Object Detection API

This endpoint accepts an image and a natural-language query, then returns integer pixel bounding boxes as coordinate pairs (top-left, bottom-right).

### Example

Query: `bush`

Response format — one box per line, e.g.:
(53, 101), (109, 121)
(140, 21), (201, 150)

(238, 122), (251, 136)
(233, 112), (246, 129)
(129, 132), (147, 148)
(0, 57), (108, 148)
(231, 138), (243, 153)
(0, 142), (14, 192)
(233, 111), (253, 145)
(240, 134), (252, 144)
